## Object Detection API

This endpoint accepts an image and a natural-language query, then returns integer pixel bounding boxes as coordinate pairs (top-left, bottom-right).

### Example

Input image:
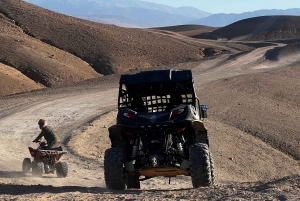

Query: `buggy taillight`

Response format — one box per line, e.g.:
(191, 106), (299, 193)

(126, 132), (133, 136)
(177, 127), (185, 133)
(124, 112), (135, 120)
(171, 108), (184, 117)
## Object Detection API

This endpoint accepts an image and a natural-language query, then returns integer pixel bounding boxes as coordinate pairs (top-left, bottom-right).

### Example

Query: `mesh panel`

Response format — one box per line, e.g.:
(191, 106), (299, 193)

(119, 82), (195, 112)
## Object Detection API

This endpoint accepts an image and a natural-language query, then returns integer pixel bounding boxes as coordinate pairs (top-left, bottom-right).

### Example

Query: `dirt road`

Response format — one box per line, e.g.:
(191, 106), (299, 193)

(0, 41), (299, 200)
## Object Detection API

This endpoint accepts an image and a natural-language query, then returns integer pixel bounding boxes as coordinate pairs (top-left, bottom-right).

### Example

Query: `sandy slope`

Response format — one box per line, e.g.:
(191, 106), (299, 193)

(0, 63), (44, 96)
(0, 17), (101, 88)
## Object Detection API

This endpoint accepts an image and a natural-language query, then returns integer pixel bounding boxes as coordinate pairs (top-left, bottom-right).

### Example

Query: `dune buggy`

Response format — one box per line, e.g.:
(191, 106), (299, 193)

(22, 141), (68, 178)
(104, 69), (214, 190)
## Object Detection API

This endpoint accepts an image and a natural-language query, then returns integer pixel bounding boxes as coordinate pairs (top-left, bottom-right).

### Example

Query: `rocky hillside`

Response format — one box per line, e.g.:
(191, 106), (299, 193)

(0, 0), (220, 76)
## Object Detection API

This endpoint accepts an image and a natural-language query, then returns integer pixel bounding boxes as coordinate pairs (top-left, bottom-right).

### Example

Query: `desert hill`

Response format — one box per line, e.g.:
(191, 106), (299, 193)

(0, 0), (221, 80)
(152, 24), (218, 37)
(198, 15), (300, 41)
(189, 8), (300, 27)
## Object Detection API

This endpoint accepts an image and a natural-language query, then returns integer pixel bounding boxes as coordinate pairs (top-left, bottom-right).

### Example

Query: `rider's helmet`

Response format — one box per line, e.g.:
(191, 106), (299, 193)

(38, 118), (47, 129)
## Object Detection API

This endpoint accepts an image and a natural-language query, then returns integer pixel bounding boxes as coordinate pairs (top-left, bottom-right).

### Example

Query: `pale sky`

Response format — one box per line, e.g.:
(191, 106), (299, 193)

(143, 0), (300, 14)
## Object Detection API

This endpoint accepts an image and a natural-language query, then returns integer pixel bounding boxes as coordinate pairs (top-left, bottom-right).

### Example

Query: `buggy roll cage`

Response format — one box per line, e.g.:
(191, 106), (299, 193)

(117, 70), (204, 115)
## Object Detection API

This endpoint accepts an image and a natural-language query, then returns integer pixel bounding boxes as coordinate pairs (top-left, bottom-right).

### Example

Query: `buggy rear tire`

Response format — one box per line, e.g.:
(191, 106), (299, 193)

(22, 158), (31, 174)
(125, 175), (140, 189)
(104, 148), (126, 190)
(189, 143), (214, 188)
(56, 162), (68, 178)
(32, 161), (44, 177)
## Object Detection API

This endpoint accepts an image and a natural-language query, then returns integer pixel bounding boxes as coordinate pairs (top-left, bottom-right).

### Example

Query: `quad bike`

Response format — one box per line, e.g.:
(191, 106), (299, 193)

(22, 141), (68, 178)
(104, 69), (214, 190)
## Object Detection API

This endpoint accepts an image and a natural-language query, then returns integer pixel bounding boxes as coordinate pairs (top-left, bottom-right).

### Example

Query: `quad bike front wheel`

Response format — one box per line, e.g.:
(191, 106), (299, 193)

(32, 161), (44, 177)
(22, 158), (32, 174)
(56, 162), (68, 178)
(189, 143), (214, 188)
(104, 147), (126, 190)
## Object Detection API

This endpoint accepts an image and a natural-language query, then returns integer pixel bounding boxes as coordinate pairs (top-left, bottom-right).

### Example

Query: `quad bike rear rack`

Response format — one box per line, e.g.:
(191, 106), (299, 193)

(38, 150), (68, 155)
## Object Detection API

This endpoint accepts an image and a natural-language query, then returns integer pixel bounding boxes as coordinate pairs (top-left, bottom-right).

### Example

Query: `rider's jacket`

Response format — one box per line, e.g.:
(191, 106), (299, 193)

(34, 126), (60, 145)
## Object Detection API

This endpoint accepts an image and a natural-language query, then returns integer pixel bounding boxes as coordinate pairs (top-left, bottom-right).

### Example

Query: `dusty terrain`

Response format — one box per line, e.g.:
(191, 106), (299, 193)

(0, 0), (300, 200)
(0, 47), (299, 200)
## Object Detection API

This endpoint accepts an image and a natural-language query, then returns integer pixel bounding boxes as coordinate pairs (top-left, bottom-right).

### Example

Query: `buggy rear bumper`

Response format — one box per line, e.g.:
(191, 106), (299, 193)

(129, 166), (190, 177)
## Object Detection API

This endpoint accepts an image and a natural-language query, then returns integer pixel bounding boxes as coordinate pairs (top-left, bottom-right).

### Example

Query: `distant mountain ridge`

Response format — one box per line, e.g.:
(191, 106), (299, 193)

(23, 0), (211, 28)
(77, 14), (151, 28)
(24, 0), (210, 18)
(189, 8), (300, 27)
(22, 0), (300, 28)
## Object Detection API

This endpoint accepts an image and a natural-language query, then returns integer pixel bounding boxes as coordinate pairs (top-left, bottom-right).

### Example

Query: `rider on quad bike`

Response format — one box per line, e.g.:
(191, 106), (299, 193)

(33, 118), (62, 150)
(22, 118), (68, 178)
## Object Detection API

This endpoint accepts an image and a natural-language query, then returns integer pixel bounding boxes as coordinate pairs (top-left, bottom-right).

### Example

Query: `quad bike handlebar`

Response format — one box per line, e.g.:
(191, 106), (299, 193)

(32, 140), (46, 145)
